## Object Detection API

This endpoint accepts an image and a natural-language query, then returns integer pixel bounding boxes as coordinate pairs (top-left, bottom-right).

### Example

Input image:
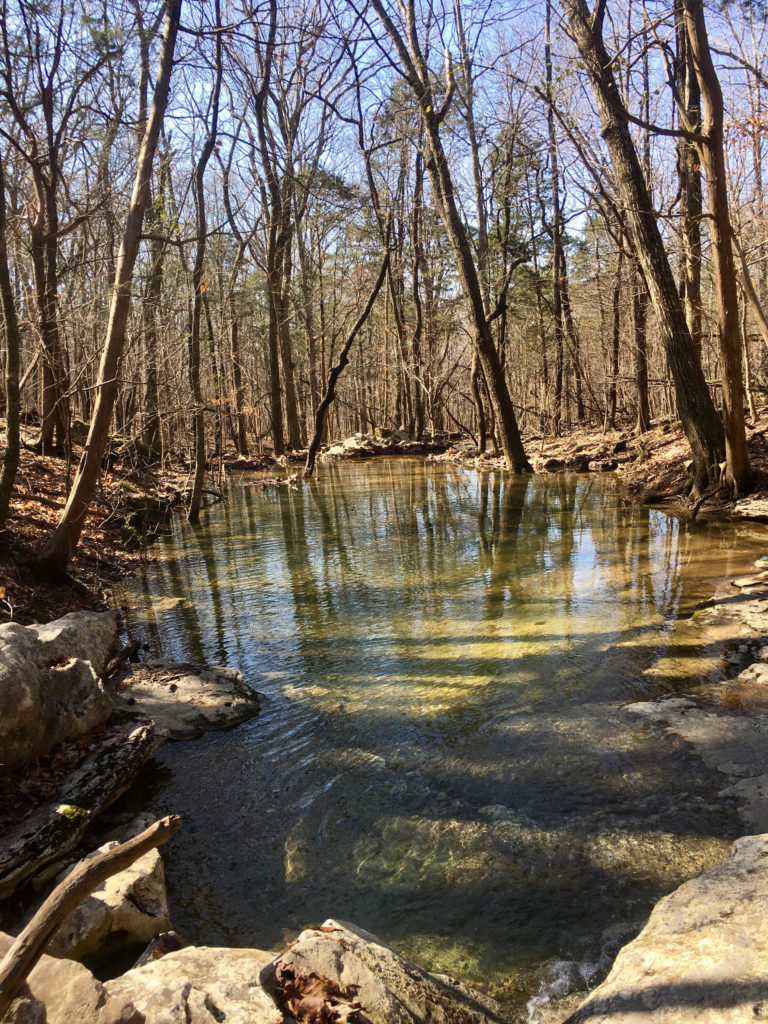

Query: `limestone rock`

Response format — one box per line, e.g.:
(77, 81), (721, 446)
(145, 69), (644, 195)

(113, 661), (261, 740)
(0, 931), (143, 1024)
(265, 919), (512, 1024)
(0, 724), (162, 899)
(627, 699), (768, 831)
(30, 611), (118, 678)
(565, 834), (768, 1024)
(46, 846), (171, 962)
(731, 495), (768, 522)
(0, 612), (117, 774)
(104, 945), (281, 1024)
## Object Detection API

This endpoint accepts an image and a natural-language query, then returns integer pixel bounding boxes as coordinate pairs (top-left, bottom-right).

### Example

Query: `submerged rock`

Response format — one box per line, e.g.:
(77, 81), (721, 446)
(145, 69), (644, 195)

(112, 660), (261, 740)
(565, 834), (768, 1024)
(0, 612), (117, 774)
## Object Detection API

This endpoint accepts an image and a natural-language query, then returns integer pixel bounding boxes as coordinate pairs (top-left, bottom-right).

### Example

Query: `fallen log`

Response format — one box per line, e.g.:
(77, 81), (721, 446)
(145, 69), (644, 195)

(104, 639), (143, 679)
(0, 723), (162, 899)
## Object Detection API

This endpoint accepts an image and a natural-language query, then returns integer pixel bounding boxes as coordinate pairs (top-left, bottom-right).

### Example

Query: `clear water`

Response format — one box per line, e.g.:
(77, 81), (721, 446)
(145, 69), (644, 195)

(117, 460), (767, 1011)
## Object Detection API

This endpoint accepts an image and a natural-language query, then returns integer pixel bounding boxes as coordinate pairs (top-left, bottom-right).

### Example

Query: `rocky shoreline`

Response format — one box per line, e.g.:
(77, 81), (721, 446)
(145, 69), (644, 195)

(4, 460), (768, 1021)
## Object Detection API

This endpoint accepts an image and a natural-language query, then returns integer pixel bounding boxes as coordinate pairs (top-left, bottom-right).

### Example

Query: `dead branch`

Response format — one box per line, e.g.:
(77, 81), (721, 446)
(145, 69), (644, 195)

(104, 639), (143, 679)
(0, 814), (181, 1018)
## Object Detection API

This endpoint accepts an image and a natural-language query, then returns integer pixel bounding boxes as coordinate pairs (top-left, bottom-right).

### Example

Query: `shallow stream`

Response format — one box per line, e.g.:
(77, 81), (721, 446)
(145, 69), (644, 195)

(118, 460), (768, 1014)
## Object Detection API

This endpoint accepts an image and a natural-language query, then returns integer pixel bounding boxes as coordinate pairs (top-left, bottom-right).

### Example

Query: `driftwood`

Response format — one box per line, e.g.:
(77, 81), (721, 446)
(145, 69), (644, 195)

(105, 639), (143, 679)
(0, 814), (180, 1019)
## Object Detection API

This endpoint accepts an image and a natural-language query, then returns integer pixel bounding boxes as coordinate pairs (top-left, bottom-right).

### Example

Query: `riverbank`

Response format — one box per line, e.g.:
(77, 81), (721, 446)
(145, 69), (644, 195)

(5, 414), (768, 625)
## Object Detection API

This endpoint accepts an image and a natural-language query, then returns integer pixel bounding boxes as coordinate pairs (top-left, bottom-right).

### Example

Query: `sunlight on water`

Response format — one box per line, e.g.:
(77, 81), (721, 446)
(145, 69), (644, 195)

(118, 460), (768, 1012)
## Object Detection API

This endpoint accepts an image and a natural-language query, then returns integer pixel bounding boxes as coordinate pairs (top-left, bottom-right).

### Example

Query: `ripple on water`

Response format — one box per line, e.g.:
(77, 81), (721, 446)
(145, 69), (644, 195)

(118, 461), (766, 1009)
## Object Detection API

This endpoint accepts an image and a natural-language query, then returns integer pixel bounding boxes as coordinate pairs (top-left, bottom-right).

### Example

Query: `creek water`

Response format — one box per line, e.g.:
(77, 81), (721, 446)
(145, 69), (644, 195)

(118, 460), (768, 1014)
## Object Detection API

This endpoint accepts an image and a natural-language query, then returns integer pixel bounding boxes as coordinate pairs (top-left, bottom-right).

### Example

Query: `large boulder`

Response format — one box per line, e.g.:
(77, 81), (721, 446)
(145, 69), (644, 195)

(264, 920), (512, 1024)
(112, 661), (261, 740)
(104, 946), (281, 1024)
(565, 833), (768, 1023)
(104, 921), (513, 1024)
(46, 844), (171, 963)
(0, 612), (117, 774)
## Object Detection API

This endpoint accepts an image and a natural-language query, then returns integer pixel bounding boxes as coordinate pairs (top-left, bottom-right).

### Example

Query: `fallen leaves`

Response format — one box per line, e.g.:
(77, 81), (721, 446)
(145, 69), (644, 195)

(274, 961), (363, 1024)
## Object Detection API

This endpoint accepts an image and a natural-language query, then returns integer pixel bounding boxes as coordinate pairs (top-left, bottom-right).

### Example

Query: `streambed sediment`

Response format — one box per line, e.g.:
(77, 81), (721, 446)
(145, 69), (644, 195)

(113, 461), (768, 1015)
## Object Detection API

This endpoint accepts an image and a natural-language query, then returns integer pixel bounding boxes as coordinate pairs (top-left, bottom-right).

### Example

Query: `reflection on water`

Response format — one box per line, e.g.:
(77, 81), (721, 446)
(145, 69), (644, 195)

(118, 461), (766, 1008)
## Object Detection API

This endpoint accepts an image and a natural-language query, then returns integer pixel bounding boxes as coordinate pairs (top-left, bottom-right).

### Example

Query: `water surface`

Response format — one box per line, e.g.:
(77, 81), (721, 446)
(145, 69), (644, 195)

(119, 461), (767, 1011)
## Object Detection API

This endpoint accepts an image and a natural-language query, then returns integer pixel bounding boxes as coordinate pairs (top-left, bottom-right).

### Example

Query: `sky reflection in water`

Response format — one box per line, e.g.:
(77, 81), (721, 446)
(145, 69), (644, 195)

(119, 460), (766, 1007)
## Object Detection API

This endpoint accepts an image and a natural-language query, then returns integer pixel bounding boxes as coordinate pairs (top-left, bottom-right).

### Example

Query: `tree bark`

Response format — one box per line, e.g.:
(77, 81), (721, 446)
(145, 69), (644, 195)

(0, 154), (21, 523)
(561, 0), (724, 491)
(682, 0), (752, 493)
(35, 0), (182, 576)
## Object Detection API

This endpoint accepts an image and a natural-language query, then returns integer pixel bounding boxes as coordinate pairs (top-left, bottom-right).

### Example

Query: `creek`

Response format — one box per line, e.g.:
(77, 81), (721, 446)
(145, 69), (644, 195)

(118, 459), (768, 1012)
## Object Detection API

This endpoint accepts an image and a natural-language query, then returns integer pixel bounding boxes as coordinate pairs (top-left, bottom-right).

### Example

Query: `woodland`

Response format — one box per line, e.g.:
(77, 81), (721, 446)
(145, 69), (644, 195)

(1, 0), (768, 575)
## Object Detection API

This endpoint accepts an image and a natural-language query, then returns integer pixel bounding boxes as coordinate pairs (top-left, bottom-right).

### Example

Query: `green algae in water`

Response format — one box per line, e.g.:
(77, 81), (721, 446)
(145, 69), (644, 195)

(118, 462), (768, 1009)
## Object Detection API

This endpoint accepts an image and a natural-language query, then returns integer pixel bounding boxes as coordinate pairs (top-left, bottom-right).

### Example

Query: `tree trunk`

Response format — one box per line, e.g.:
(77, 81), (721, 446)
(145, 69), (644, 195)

(607, 249), (622, 429)
(187, 0), (223, 525)
(546, 0), (565, 437)
(369, 0), (530, 471)
(676, 0), (703, 357)
(140, 162), (167, 457)
(304, 255), (389, 479)
(0, 154), (21, 523)
(561, 0), (724, 491)
(35, 0), (182, 576)
(253, 0), (285, 457)
(682, 0), (752, 494)
(633, 258), (651, 432)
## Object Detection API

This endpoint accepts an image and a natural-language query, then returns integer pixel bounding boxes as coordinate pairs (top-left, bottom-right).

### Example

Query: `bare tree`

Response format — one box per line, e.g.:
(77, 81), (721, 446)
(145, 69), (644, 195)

(364, 0), (531, 471)
(36, 0), (182, 576)
(560, 0), (725, 491)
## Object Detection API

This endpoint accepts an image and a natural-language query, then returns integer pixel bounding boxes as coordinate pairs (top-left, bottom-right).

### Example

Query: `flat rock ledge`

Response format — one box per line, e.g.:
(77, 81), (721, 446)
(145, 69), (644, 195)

(0, 724), (161, 900)
(564, 833), (768, 1024)
(112, 660), (261, 740)
(628, 580), (768, 834)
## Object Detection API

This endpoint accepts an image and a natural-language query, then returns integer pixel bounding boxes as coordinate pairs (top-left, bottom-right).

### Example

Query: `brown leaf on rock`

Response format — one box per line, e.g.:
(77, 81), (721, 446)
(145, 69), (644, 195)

(274, 961), (363, 1024)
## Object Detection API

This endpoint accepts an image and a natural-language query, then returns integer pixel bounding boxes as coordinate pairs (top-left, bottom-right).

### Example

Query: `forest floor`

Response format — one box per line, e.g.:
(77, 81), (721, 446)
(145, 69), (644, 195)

(4, 412), (768, 626)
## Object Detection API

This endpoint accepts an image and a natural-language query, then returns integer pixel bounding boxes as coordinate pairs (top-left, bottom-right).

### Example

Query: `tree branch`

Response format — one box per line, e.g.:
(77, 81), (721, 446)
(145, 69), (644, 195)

(0, 815), (181, 1018)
